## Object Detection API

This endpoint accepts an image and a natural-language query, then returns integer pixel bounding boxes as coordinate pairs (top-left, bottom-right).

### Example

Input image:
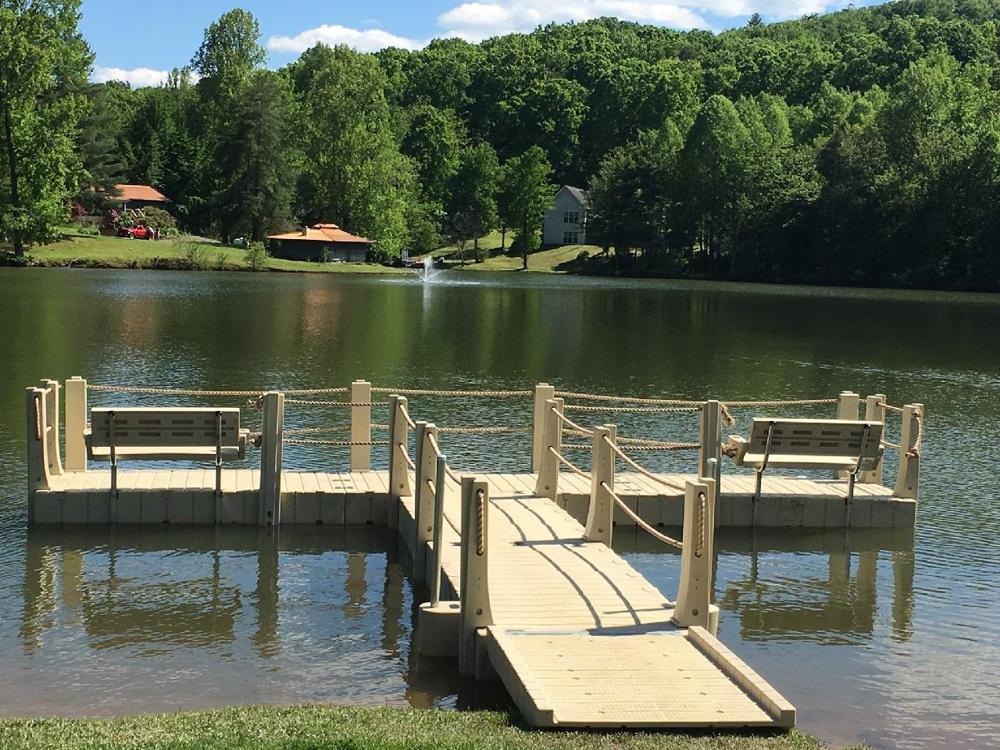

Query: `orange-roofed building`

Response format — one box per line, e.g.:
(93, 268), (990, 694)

(111, 184), (171, 210)
(267, 223), (375, 263)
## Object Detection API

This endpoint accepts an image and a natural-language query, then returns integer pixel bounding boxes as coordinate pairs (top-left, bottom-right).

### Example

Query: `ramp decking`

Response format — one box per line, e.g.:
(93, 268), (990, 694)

(397, 472), (795, 728)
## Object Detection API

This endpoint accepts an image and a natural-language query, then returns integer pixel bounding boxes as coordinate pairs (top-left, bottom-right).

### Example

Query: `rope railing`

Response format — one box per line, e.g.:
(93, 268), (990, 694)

(426, 432), (463, 486)
(601, 481), (683, 550)
(550, 407), (594, 436)
(284, 425), (351, 435)
(88, 384), (352, 397)
(398, 441), (416, 470)
(373, 387), (531, 398)
(881, 410), (923, 457)
(558, 390), (703, 406)
(602, 435), (687, 493)
(564, 404), (701, 414)
(285, 399), (389, 407)
(721, 398), (838, 408)
(436, 425), (531, 434)
(548, 446), (590, 480)
(398, 403), (418, 431)
(283, 438), (389, 447)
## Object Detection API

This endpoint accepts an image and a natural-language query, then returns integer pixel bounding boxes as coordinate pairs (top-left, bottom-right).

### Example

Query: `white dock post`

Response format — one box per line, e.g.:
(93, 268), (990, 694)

(350, 379), (372, 471)
(413, 421), (439, 582)
(699, 400), (722, 485)
(459, 476), (492, 677)
(387, 395), (412, 531)
(893, 403), (923, 500)
(64, 377), (88, 472)
(40, 380), (63, 477)
(860, 394), (887, 485)
(258, 391), (285, 527)
(836, 391), (860, 479)
(531, 383), (556, 472)
(673, 477), (716, 632)
(26, 387), (53, 499)
(534, 398), (564, 500)
(585, 425), (616, 545)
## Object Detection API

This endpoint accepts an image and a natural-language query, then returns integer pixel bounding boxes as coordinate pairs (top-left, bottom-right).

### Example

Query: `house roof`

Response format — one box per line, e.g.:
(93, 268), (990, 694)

(115, 184), (170, 203)
(267, 223), (374, 244)
(562, 185), (589, 206)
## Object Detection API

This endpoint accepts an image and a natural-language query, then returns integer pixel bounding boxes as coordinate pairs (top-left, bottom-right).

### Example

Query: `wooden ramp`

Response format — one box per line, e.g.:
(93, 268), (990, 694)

(403, 473), (796, 729)
(488, 628), (792, 728)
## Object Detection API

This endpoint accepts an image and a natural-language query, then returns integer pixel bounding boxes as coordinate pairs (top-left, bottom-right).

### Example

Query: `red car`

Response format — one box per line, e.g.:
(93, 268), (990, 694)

(119, 225), (153, 240)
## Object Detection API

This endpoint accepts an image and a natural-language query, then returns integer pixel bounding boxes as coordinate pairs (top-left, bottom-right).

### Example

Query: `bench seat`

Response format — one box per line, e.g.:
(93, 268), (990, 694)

(734, 453), (868, 471)
(87, 440), (247, 462)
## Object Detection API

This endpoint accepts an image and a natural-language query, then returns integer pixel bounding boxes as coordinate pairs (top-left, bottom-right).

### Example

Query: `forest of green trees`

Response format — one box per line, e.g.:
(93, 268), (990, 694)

(2, 0), (1000, 289)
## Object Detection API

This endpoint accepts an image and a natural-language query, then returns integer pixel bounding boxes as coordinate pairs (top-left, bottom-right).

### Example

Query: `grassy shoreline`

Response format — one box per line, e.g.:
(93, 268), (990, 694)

(0, 705), (840, 750)
(4, 232), (409, 276)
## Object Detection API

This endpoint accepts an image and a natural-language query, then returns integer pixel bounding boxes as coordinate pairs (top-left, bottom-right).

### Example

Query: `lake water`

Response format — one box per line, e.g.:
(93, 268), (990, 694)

(1, 267), (998, 749)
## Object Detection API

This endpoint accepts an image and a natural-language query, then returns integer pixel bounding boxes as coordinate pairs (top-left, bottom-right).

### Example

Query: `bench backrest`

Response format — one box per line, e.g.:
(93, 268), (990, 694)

(89, 408), (241, 448)
(748, 418), (883, 459)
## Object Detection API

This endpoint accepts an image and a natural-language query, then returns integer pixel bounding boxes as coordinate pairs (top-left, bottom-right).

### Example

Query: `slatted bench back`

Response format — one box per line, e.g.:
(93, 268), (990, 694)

(89, 408), (242, 448)
(748, 419), (882, 459)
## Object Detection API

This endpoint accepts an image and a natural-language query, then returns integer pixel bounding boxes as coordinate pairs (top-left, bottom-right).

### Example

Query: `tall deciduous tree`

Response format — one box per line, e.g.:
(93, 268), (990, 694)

(500, 147), (554, 270)
(447, 142), (498, 261)
(0, 0), (91, 255)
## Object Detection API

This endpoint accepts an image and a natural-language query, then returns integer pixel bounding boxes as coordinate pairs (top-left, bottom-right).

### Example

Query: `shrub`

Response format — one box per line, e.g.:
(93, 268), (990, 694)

(184, 242), (210, 270)
(141, 207), (177, 232)
(215, 251), (229, 271)
(246, 241), (269, 272)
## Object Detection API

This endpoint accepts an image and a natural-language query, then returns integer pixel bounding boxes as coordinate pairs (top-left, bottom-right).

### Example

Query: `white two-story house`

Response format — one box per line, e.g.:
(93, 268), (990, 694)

(542, 185), (588, 246)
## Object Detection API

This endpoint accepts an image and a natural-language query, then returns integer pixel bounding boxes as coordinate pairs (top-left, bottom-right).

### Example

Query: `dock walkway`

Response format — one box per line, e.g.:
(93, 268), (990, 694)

(25, 378), (928, 730)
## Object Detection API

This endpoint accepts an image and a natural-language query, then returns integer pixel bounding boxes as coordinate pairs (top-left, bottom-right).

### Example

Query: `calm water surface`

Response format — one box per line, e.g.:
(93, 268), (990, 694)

(1, 268), (998, 749)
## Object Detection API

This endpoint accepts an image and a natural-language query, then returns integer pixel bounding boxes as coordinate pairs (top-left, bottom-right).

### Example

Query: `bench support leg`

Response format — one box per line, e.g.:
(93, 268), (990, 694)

(752, 469), (763, 527)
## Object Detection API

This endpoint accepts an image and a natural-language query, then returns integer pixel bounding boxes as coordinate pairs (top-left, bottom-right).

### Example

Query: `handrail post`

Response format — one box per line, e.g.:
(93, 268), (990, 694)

(258, 391), (285, 527)
(431, 454), (448, 607)
(459, 476), (492, 677)
(386, 395), (411, 530)
(64, 376), (88, 472)
(836, 391), (860, 478)
(413, 421), (438, 582)
(350, 379), (372, 471)
(40, 380), (63, 478)
(860, 394), (887, 484)
(673, 477), (716, 632)
(531, 383), (556, 472)
(26, 388), (53, 517)
(698, 399), (722, 485)
(534, 397), (564, 500)
(585, 424), (615, 545)
(893, 403), (923, 500)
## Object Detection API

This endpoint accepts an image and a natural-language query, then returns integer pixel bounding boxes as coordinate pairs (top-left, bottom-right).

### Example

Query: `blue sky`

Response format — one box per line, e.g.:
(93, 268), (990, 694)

(84, 0), (879, 86)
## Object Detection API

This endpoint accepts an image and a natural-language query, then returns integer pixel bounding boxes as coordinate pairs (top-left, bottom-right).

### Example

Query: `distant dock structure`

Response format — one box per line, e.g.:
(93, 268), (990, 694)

(25, 377), (925, 729)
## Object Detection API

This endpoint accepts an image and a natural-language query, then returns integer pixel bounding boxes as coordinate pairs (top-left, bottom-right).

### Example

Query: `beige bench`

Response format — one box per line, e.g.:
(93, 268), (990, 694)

(86, 407), (248, 496)
(726, 418), (883, 513)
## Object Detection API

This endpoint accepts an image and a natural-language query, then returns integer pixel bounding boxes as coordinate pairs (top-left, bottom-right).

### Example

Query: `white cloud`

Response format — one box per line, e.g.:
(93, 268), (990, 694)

(267, 24), (423, 54)
(91, 65), (171, 87)
(437, 1), (855, 41)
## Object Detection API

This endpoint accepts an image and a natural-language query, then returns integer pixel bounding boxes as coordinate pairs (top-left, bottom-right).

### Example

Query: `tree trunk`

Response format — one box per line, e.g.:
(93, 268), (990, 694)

(500, 226), (506, 251)
(521, 221), (528, 270)
(474, 235), (480, 263)
(2, 98), (23, 257)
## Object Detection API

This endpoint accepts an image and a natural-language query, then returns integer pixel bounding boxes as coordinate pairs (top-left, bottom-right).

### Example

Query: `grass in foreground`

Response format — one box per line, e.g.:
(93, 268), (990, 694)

(0, 705), (838, 750)
(18, 231), (407, 275)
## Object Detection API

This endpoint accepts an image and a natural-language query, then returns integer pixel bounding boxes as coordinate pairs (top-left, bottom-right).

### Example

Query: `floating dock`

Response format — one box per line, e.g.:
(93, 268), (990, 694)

(24, 377), (927, 730)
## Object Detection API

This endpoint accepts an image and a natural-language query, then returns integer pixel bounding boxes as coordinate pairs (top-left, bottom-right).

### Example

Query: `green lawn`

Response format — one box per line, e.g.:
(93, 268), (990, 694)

(458, 244), (600, 273)
(16, 230), (408, 275)
(0, 706), (838, 750)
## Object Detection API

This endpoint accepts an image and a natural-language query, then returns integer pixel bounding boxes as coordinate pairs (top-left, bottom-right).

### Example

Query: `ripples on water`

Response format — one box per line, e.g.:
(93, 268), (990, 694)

(1, 269), (999, 749)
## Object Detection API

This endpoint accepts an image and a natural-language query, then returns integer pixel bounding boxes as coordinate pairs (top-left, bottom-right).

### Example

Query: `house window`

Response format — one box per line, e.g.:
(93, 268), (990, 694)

(563, 230), (579, 244)
(563, 210), (579, 225)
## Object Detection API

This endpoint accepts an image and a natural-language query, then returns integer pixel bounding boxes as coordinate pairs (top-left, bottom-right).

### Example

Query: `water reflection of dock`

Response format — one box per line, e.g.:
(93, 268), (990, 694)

(616, 528), (914, 644)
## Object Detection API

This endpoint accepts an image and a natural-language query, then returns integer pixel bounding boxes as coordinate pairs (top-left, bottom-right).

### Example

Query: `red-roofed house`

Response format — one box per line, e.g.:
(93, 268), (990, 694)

(111, 184), (171, 211)
(267, 223), (375, 263)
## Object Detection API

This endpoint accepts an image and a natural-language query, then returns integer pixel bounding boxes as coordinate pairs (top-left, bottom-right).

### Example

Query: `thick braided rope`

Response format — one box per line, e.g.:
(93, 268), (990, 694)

(564, 404), (700, 414)
(436, 425), (531, 434)
(398, 441), (416, 470)
(373, 387), (530, 398)
(548, 446), (590, 479)
(283, 438), (388, 446)
(89, 384), (352, 397)
(285, 399), (389, 407)
(722, 398), (837, 408)
(602, 482), (683, 550)
(284, 425), (351, 435)
(550, 407), (595, 436)
(602, 435), (687, 493)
